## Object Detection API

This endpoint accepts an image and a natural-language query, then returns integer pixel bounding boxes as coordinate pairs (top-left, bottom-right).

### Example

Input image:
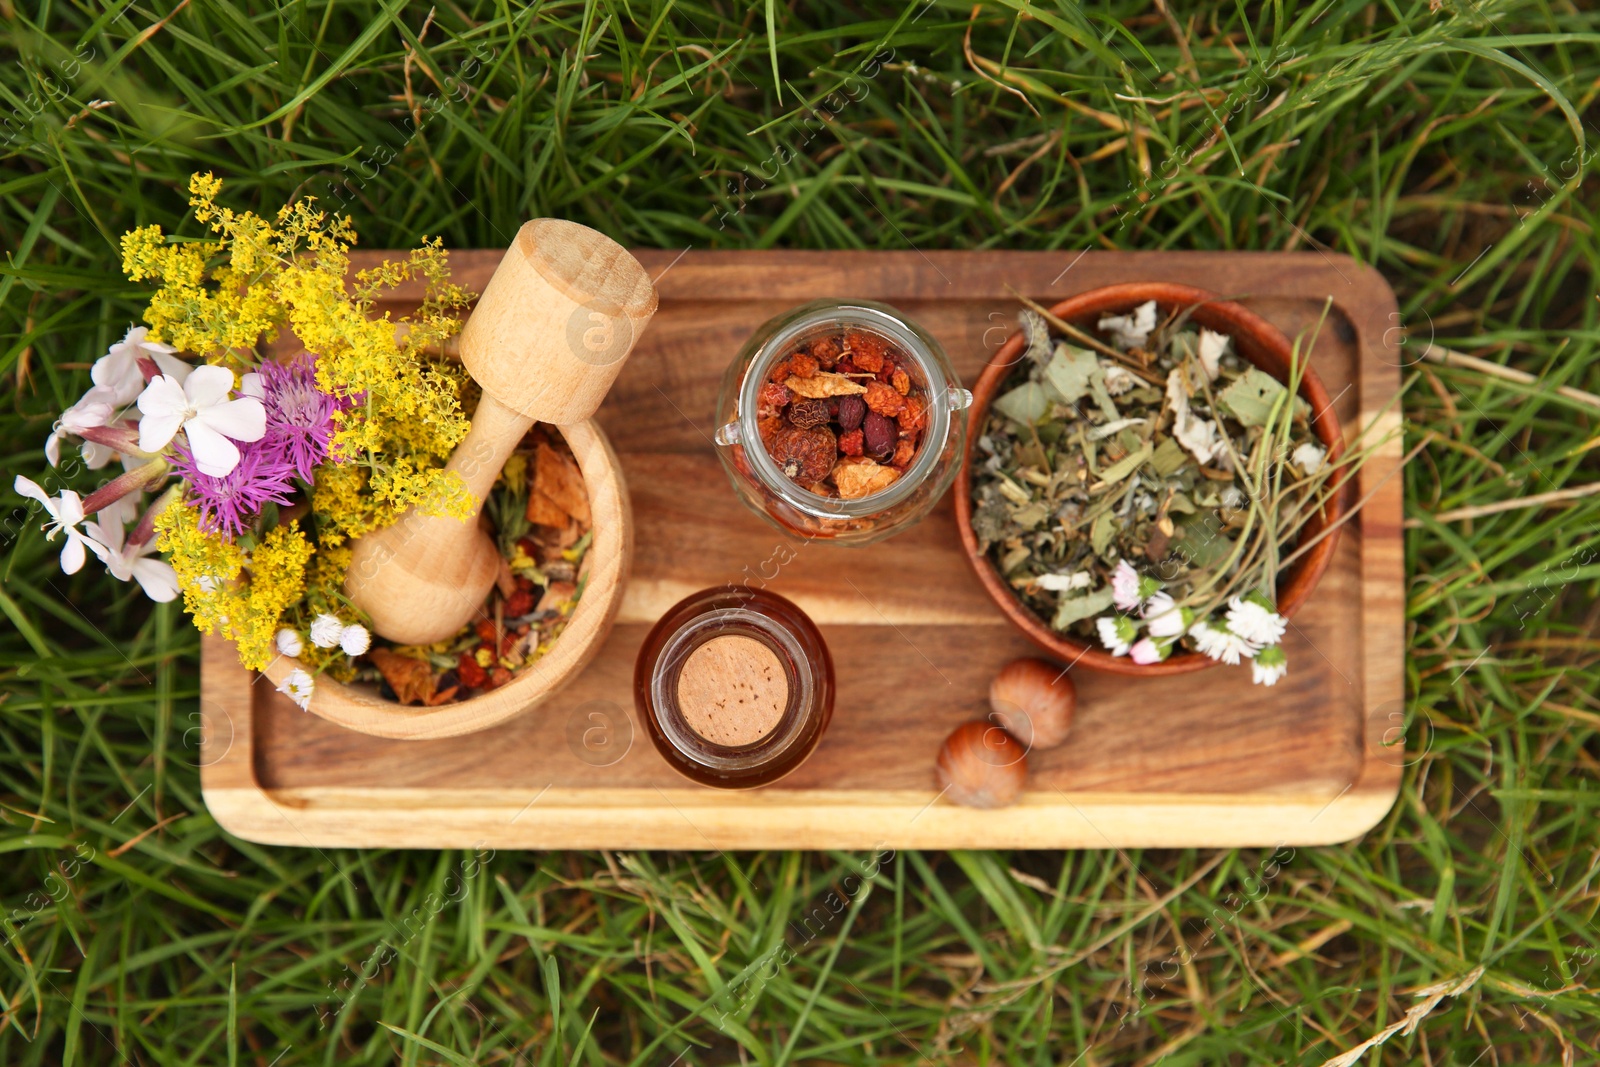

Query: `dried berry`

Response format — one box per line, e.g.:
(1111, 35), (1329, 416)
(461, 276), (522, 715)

(864, 379), (906, 417)
(839, 428), (864, 456)
(766, 359), (792, 384)
(891, 438), (915, 468)
(834, 356), (859, 376)
(457, 651), (489, 690)
(505, 588), (535, 616)
(474, 619), (498, 643)
(787, 397), (832, 429)
(892, 368), (911, 395)
(899, 395), (927, 434)
(771, 425), (837, 484)
(810, 335), (843, 367)
(862, 411), (896, 460)
(790, 352), (820, 378)
(837, 394), (867, 431)
(848, 331), (889, 373)
(757, 415), (785, 449)
(757, 381), (791, 418)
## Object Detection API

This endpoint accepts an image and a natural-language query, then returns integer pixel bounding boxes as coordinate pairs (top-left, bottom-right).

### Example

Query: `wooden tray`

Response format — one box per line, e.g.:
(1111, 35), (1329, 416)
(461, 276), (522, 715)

(199, 251), (1405, 849)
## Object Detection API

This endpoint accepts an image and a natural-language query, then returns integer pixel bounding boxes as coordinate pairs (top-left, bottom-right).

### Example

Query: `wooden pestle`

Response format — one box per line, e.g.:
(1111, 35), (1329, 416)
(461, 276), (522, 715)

(344, 219), (657, 645)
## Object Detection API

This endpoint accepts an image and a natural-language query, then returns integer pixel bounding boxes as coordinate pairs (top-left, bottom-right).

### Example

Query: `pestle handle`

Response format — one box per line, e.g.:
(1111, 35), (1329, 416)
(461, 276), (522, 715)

(458, 219), (657, 426)
(446, 393), (534, 513)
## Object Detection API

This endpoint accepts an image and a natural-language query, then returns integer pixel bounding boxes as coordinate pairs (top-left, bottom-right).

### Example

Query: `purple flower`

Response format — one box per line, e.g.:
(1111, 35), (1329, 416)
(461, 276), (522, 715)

(172, 437), (297, 539)
(248, 353), (347, 481)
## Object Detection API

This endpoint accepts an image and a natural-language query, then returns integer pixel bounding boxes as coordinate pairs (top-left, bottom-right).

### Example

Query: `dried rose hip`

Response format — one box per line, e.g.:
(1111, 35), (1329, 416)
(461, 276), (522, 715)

(892, 368), (911, 395)
(767, 359), (792, 384)
(757, 415), (784, 449)
(810, 335), (843, 367)
(862, 411), (896, 460)
(457, 652), (489, 690)
(837, 394), (867, 431)
(864, 379), (906, 417)
(891, 438), (915, 468)
(839, 428), (864, 456)
(771, 425), (837, 484)
(789, 352), (820, 379)
(899, 395), (927, 433)
(848, 331), (888, 373)
(787, 397), (831, 429)
(757, 381), (791, 418)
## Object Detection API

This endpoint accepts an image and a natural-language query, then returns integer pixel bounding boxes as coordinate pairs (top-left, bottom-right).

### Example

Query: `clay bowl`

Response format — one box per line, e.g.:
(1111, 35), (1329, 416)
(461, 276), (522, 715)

(261, 418), (632, 739)
(954, 282), (1347, 676)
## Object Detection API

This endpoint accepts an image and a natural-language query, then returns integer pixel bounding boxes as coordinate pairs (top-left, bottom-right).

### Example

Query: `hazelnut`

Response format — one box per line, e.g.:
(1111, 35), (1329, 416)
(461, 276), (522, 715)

(935, 720), (1027, 809)
(989, 658), (1076, 750)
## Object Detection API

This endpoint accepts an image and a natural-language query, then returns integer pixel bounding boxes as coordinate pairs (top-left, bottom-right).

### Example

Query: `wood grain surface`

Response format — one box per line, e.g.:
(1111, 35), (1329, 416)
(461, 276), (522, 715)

(201, 250), (1406, 849)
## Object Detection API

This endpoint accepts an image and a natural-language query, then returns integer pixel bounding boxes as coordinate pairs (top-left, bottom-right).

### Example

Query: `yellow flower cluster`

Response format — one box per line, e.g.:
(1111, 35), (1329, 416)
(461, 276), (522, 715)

(155, 503), (315, 670)
(129, 173), (480, 670)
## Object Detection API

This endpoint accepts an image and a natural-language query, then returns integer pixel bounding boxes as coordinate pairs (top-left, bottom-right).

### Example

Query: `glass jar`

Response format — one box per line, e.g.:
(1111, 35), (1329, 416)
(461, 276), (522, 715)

(634, 586), (833, 789)
(713, 300), (971, 546)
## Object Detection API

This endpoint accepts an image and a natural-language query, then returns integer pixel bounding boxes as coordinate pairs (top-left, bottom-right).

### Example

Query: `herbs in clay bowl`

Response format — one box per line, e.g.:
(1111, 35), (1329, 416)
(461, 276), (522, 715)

(955, 283), (1352, 680)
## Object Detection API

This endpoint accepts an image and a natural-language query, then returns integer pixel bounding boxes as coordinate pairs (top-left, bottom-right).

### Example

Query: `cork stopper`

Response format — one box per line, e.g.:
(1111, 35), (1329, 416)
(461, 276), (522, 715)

(675, 635), (788, 746)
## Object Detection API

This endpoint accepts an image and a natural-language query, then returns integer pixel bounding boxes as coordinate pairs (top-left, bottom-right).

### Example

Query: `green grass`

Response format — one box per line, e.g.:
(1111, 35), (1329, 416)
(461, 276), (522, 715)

(3, 1), (1599, 1063)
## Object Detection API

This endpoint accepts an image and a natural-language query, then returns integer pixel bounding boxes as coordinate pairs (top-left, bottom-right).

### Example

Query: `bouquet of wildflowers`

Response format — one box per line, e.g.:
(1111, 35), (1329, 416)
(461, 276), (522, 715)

(20, 174), (476, 694)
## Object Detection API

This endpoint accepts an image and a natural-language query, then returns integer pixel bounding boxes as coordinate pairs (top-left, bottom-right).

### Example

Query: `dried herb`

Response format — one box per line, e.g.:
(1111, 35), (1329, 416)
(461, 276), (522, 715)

(354, 425), (593, 703)
(970, 300), (1392, 684)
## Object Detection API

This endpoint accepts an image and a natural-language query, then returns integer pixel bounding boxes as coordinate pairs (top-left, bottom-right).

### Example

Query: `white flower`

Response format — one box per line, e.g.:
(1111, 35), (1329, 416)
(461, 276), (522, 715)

(1292, 442), (1326, 476)
(277, 668), (315, 710)
(339, 624), (371, 657)
(46, 386), (120, 469)
(92, 326), (189, 406)
(136, 365), (266, 476)
(1097, 615), (1137, 656)
(1197, 328), (1229, 380)
(1111, 559), (1143, 611)
(1102, 362), (1137, 396)
(1129, 638), (1167, 665)
(1189, 620), (1259, 666)
(1227, 594), (1288, 646)
(1252, 645), (1288, 686)
(1036, 570), (1091, 592)
(276, 629), (304, 657)
(13, 476), (102, 575)
(1098, 300), (1157, 349)
(309, 614), (345, 648)
(82, 517), (178, 602)
(1165, 368), (1223, 466)
(1142, 592), (1192, 639)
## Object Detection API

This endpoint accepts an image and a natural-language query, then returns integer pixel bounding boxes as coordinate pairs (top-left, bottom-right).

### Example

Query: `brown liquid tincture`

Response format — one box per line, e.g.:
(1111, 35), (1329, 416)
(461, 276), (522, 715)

(635, 586), (834, 788)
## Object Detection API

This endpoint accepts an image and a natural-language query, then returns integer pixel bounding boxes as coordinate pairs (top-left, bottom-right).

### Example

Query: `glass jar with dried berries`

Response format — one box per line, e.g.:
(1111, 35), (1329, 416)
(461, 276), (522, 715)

(713, 300), (971, 545)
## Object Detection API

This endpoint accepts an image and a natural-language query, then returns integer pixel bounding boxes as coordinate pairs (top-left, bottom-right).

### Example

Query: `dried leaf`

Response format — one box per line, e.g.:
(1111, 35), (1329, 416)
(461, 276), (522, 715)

(1097, 441), (1152, 486)
(526, 488), (568, 527)
(1052, 587), (1115, 630)
(369, 648), (437, 706)
(785, 371), (867, 398)
(1151, 436), (1189, 476)
(993, 381), (1050, 425)
(1043, 344), (1099, 405)
(833, 458), (901, 499)
(1090, 510), (1116, 557)
(534, 441), (591, 525)
(1218, 367), (1287, 428)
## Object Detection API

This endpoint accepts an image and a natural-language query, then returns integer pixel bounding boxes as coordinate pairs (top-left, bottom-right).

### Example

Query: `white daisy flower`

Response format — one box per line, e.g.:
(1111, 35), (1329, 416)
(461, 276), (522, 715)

(1142, 592), (1192, 639)
(275, 629), (304, 657)
(309, 614), (345, 648)
(1189, 620), (1259, 666)
(1036, 570), (1091, 592)
(1129, 637), (1167, 665)
(339, 624), (371, 657)
(1098, 300), (1157, 350)
(1252, 645), (1288, 686)
(1292, 442), (1326, 476)
(1097, 615), (1138, 656)
(136, 365), (266, 477)
(1165, 368), (1223, 466)
(1227, 594), (1287, 647)
(1197, 328), (1229, 380)
(1111, 559), (1143, 611)
(277, 668), (315, 710)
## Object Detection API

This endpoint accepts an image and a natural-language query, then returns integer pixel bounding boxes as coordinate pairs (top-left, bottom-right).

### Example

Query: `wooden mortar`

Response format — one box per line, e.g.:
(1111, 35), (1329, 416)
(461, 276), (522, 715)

(261, 220), (655, 740)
